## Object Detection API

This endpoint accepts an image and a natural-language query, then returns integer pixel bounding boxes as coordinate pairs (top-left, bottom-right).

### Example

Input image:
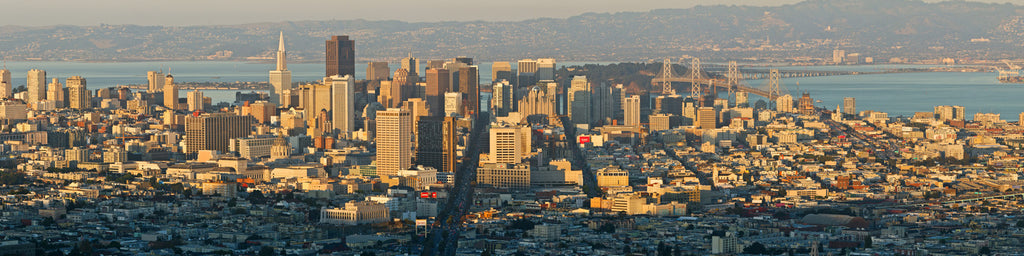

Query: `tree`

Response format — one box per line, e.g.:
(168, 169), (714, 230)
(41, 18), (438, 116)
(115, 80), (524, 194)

(744, 242), (767, 255)
(864, 235), (872, 248)
(979, 246), (991, 255)
(259, 246), (276, 256)
(1016, 219), (1024, 228)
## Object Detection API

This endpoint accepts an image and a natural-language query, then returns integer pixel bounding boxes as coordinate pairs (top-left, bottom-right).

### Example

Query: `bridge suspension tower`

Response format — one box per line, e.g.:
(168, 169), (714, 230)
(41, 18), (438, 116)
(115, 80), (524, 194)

(690, 58), (703, 102)
(660, 58), (676, 95)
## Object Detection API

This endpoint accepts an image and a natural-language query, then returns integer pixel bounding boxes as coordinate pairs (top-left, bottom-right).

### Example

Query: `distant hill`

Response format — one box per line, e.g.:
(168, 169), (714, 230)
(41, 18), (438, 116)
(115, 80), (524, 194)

(1, 0), (1022, 62)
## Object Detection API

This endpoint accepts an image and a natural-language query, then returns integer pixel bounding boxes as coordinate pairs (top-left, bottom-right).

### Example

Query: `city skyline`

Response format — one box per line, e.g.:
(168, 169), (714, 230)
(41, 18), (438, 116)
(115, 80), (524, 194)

(0, 0), (1016, 26)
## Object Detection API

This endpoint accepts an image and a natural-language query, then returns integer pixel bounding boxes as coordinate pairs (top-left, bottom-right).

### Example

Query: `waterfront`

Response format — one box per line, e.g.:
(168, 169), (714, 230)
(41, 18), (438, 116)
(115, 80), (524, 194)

(0, 61), (1019, 119)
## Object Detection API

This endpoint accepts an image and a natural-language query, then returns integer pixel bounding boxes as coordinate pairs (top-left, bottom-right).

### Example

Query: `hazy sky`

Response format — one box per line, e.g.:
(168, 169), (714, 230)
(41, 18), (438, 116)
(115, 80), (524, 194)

(3, 0), (1019, 26)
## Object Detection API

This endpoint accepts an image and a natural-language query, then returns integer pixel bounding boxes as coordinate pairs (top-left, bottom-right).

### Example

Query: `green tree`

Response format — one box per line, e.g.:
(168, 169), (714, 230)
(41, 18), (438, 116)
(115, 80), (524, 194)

(744, 242), (767, 255)
(864, 235), (872, 248)
(979, 246), (991, 255)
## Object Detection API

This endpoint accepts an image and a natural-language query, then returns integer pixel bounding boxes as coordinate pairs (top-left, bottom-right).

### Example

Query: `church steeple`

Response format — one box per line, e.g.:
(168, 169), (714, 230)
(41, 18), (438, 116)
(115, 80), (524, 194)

(276, 31), (287, 71)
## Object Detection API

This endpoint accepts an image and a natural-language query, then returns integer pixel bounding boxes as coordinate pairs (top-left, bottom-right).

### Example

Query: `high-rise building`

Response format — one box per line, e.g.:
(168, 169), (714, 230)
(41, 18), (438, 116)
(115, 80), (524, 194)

(833, 49), (846, 64)
(444, 92), (462, 117)
(798, 92), (814, 115)
(441, 116), (457, 173)
(376, 108), (412, 176)
(517, 59), (538, 88)
(569, 76), (591, 125)
(490, 123), (532, 164)
(163, 75), (178, 110)
(0, 69), (12, 99)
(326, 35), (355, 78)
(247, 101), (276, 124)
(697, 107), (716, 129)
(269, 31), (292, 105)
(416, 116), (445, 171)
(517, 84), (556, 119)
(425, 68), (450, 116)
(477, 163), (531, 190)
(329, 75), (355, 137)
(67, 76), (89, 110)
(47, 78), (65, 108)
(458, 66), (479, 116)
(453, 57), (473, 65)
(147, 71), (164, 93)
(536, 58), (556, 81)
(185, 113), (254, 153)
(492, 80), (511, 116)
(934, 105), (965, 121)
(187, 90), (205, 111)
(624, 95), (641, 127)
(843, 97), (856, 115)
(366, 62), (390, 81)
(491, 62), (512, 83)
(26, 69), (46, 108)
(401, 56), (420, 78)
(775, 94), (793, 113)
(736, 91), (749, 107)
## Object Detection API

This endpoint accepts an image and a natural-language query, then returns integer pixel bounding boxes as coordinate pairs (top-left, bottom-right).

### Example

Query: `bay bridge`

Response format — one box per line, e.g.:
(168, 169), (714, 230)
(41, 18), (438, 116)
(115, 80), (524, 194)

(650, 58), (870, 101)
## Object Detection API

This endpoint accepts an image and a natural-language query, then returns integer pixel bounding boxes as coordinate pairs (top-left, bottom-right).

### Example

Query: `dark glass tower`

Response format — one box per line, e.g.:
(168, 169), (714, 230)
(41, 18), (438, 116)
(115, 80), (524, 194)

(326, 36), (355, 78)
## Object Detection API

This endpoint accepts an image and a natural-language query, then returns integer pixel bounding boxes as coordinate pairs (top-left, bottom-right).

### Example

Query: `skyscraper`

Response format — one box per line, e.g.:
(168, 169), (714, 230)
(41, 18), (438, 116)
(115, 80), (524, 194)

(624, 95), (641, 127)
(441, 116), (457, 173)
(490, 123), (532, 164)
(425, 68), (450, 116)
(416, 116), (445, 171)
(163, 74), (178, 110)
(326, 35), (355, 78)
(444, 92), (462, 117)
(187, 90), (204, 111)
(697, 107), (716, 129)
(401, 56), (420, 78)
(185, 113), (254, 153)
(491, 62), (512, 83)
(776, 94), (794, 113)
(376, 108), (412, 176)
(330, 75), (355, 137)
(492, 80), (511, 116)
(0, 69), (12, 99)
(67, 76), (89, 110)
(517, 84), (556, 118)
(517, 59), (538, 88)
(47, 78), (65, 108)
(366, 62), (390, 81)
(458, 66), (479, 115)
(269, 31), (292, 104)
(147, 71), (164, 93)
(569, 76), (591, 125)
(536, 58), (556, 81)
(26, 69), (46, 108)
(798, 92), (814, 115)
(843, 97), (856, 115)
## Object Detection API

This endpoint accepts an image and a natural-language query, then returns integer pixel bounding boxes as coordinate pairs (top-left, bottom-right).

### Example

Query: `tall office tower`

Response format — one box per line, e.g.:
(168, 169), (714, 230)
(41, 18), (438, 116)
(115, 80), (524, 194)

(492, 80), (511, 116)
(391, 68), (411, 106)
(517, 85), (556, 118)
(833, 49), (846, 64)
(843, 97), (856, 115)
(248, 101), (276, 124)
(491, 62), (512, 83)
(415, 116), (444, 170)
(536, 58), (556, 81)
(453, 57), (473, 65)
(934, 105), (965, 121)
(798, 92), (814, 115)
(624, 95), (641, 127)
(444, 92), (462, 117)
(401, 56), (420, 78)
(568, 76), (591, 125)
(26, 69), (46, 108)
(147, 71), (164, 93)
(590, 82), (617, 124)
(697, 107), (716, 129)
(47, 78), (66, 108)
(269, 31), (293, 104)
(1019, 112), (1024, 126)
(458, 66), (479, 115)
(0, 69), (11, 99)
(775, 94), (794, 113)
(735, 91), (749, 107)
(442, 61), (467, 92)
(185, 113), (254, 153)
(67, 76), (89, 110)
(326, 35), (355, 78)
(366, 62), (390, 81)
(517, 59), (538, 88)
(490, 123), (532, 164)
(163, 75), (178, 110)
(425, 68), (450, 116)
(377, 81), (396, 108)
(329, 75), (355, 137)
(187, 90), (205, 111)
(402, 98), (430, 126)
(441, 116), (457, 173)
(376, 108), (412, 176)
(426, 60), (445, 70)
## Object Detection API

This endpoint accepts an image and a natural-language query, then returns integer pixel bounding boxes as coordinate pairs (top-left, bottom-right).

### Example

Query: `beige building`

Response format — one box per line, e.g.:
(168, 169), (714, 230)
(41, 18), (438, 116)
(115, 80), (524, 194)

(185, 113), (254, 153)
(517, 83), (557, 119)
(477, 162), (531, 190)
(269, 31), (292, 104)
(187, 90), (204, 111)
(697, 107), (716, 129)
(489, 122), (532, 164)
(0, 100), (28, 121)
(163, 74), (178, 110)
(624, 95), (641, 127)
(0, 69), (10, 99)
(568, 76), (591, 125)
(47, 78), (65, 108)
(147, 71), (164, 93)
(67, 76), (90, 110)
(376, 108), (413, 176)
(320, 201), (390, 225)
(596, 165), (628, 188)
(26, 69), (46, 109)
(330, 75), (355, 136)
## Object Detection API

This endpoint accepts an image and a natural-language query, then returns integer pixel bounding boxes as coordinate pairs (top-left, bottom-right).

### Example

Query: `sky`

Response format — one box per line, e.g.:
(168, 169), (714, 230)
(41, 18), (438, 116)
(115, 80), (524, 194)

(2, 0), (1019, 26)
